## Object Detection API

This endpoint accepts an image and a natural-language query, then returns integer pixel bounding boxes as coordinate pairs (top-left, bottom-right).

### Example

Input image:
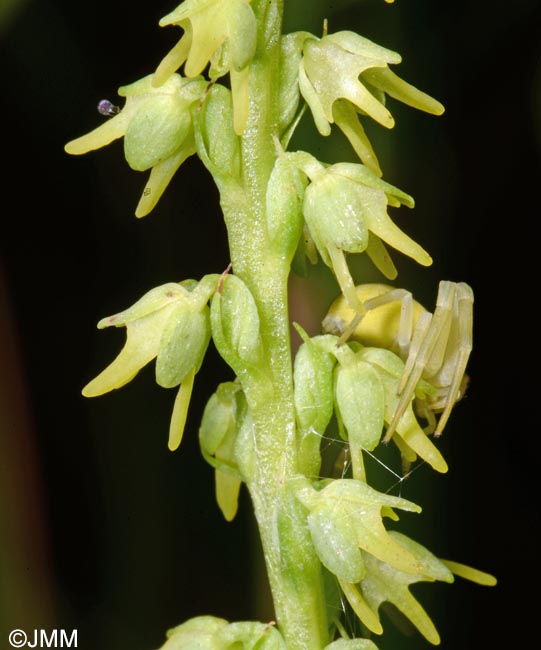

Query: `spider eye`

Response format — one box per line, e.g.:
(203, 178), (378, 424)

(97, 99), (120, 117)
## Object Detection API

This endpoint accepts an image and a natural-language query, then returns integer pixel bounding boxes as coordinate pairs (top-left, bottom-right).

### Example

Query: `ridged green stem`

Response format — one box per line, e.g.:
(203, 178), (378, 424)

(217, 2), (329, 648)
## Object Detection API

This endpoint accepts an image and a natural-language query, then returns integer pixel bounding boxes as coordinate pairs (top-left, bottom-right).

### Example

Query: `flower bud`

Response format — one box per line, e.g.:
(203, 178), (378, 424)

(293, 335), (337, 477)
(199, 381), (244, 521)
(304, 170), (369, 267)
(334, 358), (384, 479)
(266, 155), (306, 262)
(199, 83), (241, 180)
(210, 274), (262, 371)
(155, 304), (210, 388)
(276, 32), (307, 136)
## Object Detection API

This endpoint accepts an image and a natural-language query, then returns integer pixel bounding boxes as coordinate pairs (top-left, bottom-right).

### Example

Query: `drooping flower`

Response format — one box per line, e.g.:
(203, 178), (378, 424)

(153, 0), (257, 134)
(301, 159), (431, 318)
(355, 532), (496, 645)
(82, 276), (219, 450)
(356, 531), (455, 645)
(293, 476), (424, 586)
(65, 74), (206, 217)
(299, 31), (444, 174)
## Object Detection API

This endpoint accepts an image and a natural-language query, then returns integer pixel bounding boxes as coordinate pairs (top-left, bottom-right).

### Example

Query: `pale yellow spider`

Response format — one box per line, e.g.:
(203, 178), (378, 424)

(322, 281), (474, 441)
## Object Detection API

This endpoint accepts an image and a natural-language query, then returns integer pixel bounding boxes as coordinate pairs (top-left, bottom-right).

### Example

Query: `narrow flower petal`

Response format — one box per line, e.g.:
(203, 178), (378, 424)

(83, 316), (164, 397)
(363, 67), (445, 116)
(365, 233), (398, 280)
(441, 560), (497, 586)
(333, 100), (382, 175)
(64, 111), (131, 155)
(393, 416), (449, 473)
(152, 28), (192, 87)
(362, 205), (432, 267)
(298, 60), (331, 135)
(135, 137), (197, 218)
(338, 579), (383, 635)
(168, 369), (195, 451)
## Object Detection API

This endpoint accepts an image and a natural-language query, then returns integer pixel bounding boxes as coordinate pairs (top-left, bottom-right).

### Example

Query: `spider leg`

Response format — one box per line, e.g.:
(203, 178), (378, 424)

(385, 281), (458, 442)
(433, 282), (473, 436)
(383, 310), (432, 442)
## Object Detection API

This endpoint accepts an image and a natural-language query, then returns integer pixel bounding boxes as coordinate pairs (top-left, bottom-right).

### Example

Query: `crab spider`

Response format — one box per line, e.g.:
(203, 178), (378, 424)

(322, 281), (473, 441)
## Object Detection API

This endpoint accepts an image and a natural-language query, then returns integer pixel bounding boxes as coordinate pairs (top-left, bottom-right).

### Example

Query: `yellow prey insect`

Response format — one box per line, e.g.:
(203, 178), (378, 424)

(322, 281), (473, 441)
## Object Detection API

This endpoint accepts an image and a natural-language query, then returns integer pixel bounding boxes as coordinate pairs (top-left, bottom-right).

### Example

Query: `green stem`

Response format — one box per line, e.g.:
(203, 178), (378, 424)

(217, 2), (329, 648)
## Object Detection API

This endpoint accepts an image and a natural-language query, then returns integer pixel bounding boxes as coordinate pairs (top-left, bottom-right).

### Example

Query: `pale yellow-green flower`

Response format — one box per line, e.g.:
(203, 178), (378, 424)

(153, 0), (257, 134)
(356, 531), (454, 645)
(299, 31), (444, 173)
(299, 159), (431, 318)
(293, 476), (424, 584)
(65, 74), (206, 217)
(83, 277), (219, 450)
(354, 532), (496, 645)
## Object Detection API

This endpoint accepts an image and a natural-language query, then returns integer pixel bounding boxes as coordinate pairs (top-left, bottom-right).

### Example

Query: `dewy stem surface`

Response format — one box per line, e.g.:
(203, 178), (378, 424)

(217, 2), (328, 648)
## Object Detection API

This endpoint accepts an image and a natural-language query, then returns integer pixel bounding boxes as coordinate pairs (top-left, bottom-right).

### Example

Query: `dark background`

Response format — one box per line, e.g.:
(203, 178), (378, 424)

(1, 1), (540, 648)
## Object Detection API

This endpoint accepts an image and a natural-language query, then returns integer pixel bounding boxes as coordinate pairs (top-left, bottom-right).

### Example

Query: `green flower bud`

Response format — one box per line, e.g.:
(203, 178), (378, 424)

(199, 382), (240, 456)
(334, 357), (384, 479)
(232, 400), (257, 480)
(304, 170), (369, 264)
(198, 84), (241, 180)
(277, 32), (308, 137)
(210, 274), (263, 373)
(293, 334), (337, 477)
(155, 304), (210, 388)
(266, 154), (306, 262)
(199, 381), (244, 521)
